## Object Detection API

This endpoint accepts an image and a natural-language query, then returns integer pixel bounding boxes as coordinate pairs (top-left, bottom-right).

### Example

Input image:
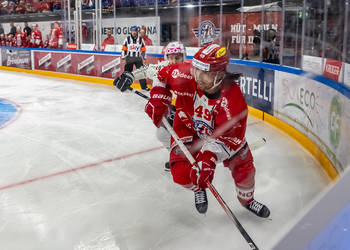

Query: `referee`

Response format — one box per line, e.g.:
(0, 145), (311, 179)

(121, 26), (149, 91)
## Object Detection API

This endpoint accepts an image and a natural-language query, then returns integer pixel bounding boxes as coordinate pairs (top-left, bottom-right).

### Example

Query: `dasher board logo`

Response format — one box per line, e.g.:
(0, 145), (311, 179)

(281, 80), (319, 128)
(101, 57), (120, 77)
(193, 20), (220, 45)
(57, 54), (72, 72)
(78, 55), (95, 73)
(329, 96), (341, 149)
(38, 53), (51, 69)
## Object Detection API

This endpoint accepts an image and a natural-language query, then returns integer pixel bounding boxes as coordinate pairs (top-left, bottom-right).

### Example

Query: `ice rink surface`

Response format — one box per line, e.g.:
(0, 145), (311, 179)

(0, 71), (331, 250)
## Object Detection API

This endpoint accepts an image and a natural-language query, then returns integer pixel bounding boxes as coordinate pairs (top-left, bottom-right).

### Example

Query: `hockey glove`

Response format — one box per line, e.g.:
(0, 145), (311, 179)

(145, 86), (172, 127)
(114, 71), (134, 92)
(190, 151), (217, 189)
(176, 109), (193, 131)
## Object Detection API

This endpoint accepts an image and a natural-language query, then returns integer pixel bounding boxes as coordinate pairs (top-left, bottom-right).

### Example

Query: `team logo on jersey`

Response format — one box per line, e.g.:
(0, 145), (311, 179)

(192, 20), (221, 46)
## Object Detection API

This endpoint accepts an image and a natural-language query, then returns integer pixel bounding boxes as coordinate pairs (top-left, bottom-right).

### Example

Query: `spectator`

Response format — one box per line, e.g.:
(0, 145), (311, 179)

(139, 26), (152, 46)
(25, 1), (33, 12)
(3, 0), (15, 14)
(43, 34), (49, 48)
(41, 0), (51, 12)
(0, 24), (4, 35)
(82, 0), (94, 9)
(8, 21), (16, 36)
(6, 34), (14, 46)
(15, 0), (27, 14)
(14, 25), (27, 47)
(262, 28), (280, 64)
(0, 1), (4, 14)
(30, 23), (43, 48)
(32, 0), (42, 12)
(0, 33), (6, 46)
(23, 21), (31, 36)
(101, 28), (114, 50)
(52, 0), (61, 11)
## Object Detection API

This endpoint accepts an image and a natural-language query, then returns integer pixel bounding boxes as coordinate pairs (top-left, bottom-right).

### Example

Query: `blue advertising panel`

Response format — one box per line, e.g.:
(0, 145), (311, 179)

(228, 63), (275, 115)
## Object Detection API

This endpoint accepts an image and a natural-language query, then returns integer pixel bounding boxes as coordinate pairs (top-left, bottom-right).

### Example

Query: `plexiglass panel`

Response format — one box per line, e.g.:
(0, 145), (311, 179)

(282, 0), (303, 67)
(324, 0), (344, 61)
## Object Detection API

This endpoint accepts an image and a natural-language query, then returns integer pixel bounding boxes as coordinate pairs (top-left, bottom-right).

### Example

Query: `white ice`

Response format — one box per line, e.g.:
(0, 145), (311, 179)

(0, 71), (331, 250)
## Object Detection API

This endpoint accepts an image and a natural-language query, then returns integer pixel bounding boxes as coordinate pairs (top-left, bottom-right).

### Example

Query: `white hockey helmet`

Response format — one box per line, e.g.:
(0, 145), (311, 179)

(164, 41), (186, 60)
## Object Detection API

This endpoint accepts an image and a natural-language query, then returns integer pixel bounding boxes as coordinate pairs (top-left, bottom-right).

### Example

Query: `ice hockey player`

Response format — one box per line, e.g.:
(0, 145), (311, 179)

(144, 43), (270, 217)
(30, 24), (43, 48)
(114, 41), (186, 171)
(14, 25), (27, 47)
(49, 22), (63, 49)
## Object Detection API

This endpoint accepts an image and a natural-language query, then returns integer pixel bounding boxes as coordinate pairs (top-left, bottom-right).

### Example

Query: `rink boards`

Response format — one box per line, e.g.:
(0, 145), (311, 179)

(0, 45), (349, 179)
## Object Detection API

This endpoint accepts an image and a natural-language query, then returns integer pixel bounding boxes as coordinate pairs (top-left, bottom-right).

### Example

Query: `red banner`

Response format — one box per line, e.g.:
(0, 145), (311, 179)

(226, 12), (281, 56)
(33, 51), (123, 79)
(66, 43), (78, 50)
(323, 59), (342, 82)
(188, 12), (281, 57)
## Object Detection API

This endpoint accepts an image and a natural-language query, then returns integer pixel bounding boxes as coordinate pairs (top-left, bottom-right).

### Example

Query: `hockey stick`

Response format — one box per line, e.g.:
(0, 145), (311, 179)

(130, 88), (150, 100)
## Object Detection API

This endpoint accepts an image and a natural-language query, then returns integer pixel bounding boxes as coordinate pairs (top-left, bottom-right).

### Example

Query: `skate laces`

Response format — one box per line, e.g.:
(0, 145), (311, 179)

(249, 200), (263, 213)
(195, 190), (206, 204)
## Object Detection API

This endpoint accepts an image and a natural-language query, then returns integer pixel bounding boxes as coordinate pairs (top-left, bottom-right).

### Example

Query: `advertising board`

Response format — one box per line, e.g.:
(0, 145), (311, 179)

(274, 71), (350, 172)
(228, 63), (274, 115)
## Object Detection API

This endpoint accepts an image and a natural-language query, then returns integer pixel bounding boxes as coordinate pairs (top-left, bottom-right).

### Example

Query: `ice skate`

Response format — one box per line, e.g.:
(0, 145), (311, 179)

(244, 199), (270, 218)
(164, 161), (170, 172)
(194, 189), (208, 214)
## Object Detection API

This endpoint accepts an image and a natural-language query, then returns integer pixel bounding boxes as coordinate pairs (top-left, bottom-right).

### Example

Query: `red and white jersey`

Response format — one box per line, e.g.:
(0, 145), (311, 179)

(49, 28), (60, 48)
(57, 27), (64, 47)
(0, 39), (6, 46)
(15, 32), (27, 47)
(31, 30), (43, 48)
(155, 62), (195, 95)
(6, 37), (15, 47)
(157, 62), (248, 162)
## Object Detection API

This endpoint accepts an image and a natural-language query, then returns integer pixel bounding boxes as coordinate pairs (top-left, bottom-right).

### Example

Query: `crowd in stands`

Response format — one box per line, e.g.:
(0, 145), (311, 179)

(0, 0), (220, 15)
(0, 21), (63, 48)
(0, 21), (154, 51)
(0, 0), (61, 14)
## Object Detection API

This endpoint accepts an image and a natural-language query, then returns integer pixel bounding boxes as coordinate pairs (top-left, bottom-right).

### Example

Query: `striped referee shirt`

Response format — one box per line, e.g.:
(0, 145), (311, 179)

(121, 35), (146, 59)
